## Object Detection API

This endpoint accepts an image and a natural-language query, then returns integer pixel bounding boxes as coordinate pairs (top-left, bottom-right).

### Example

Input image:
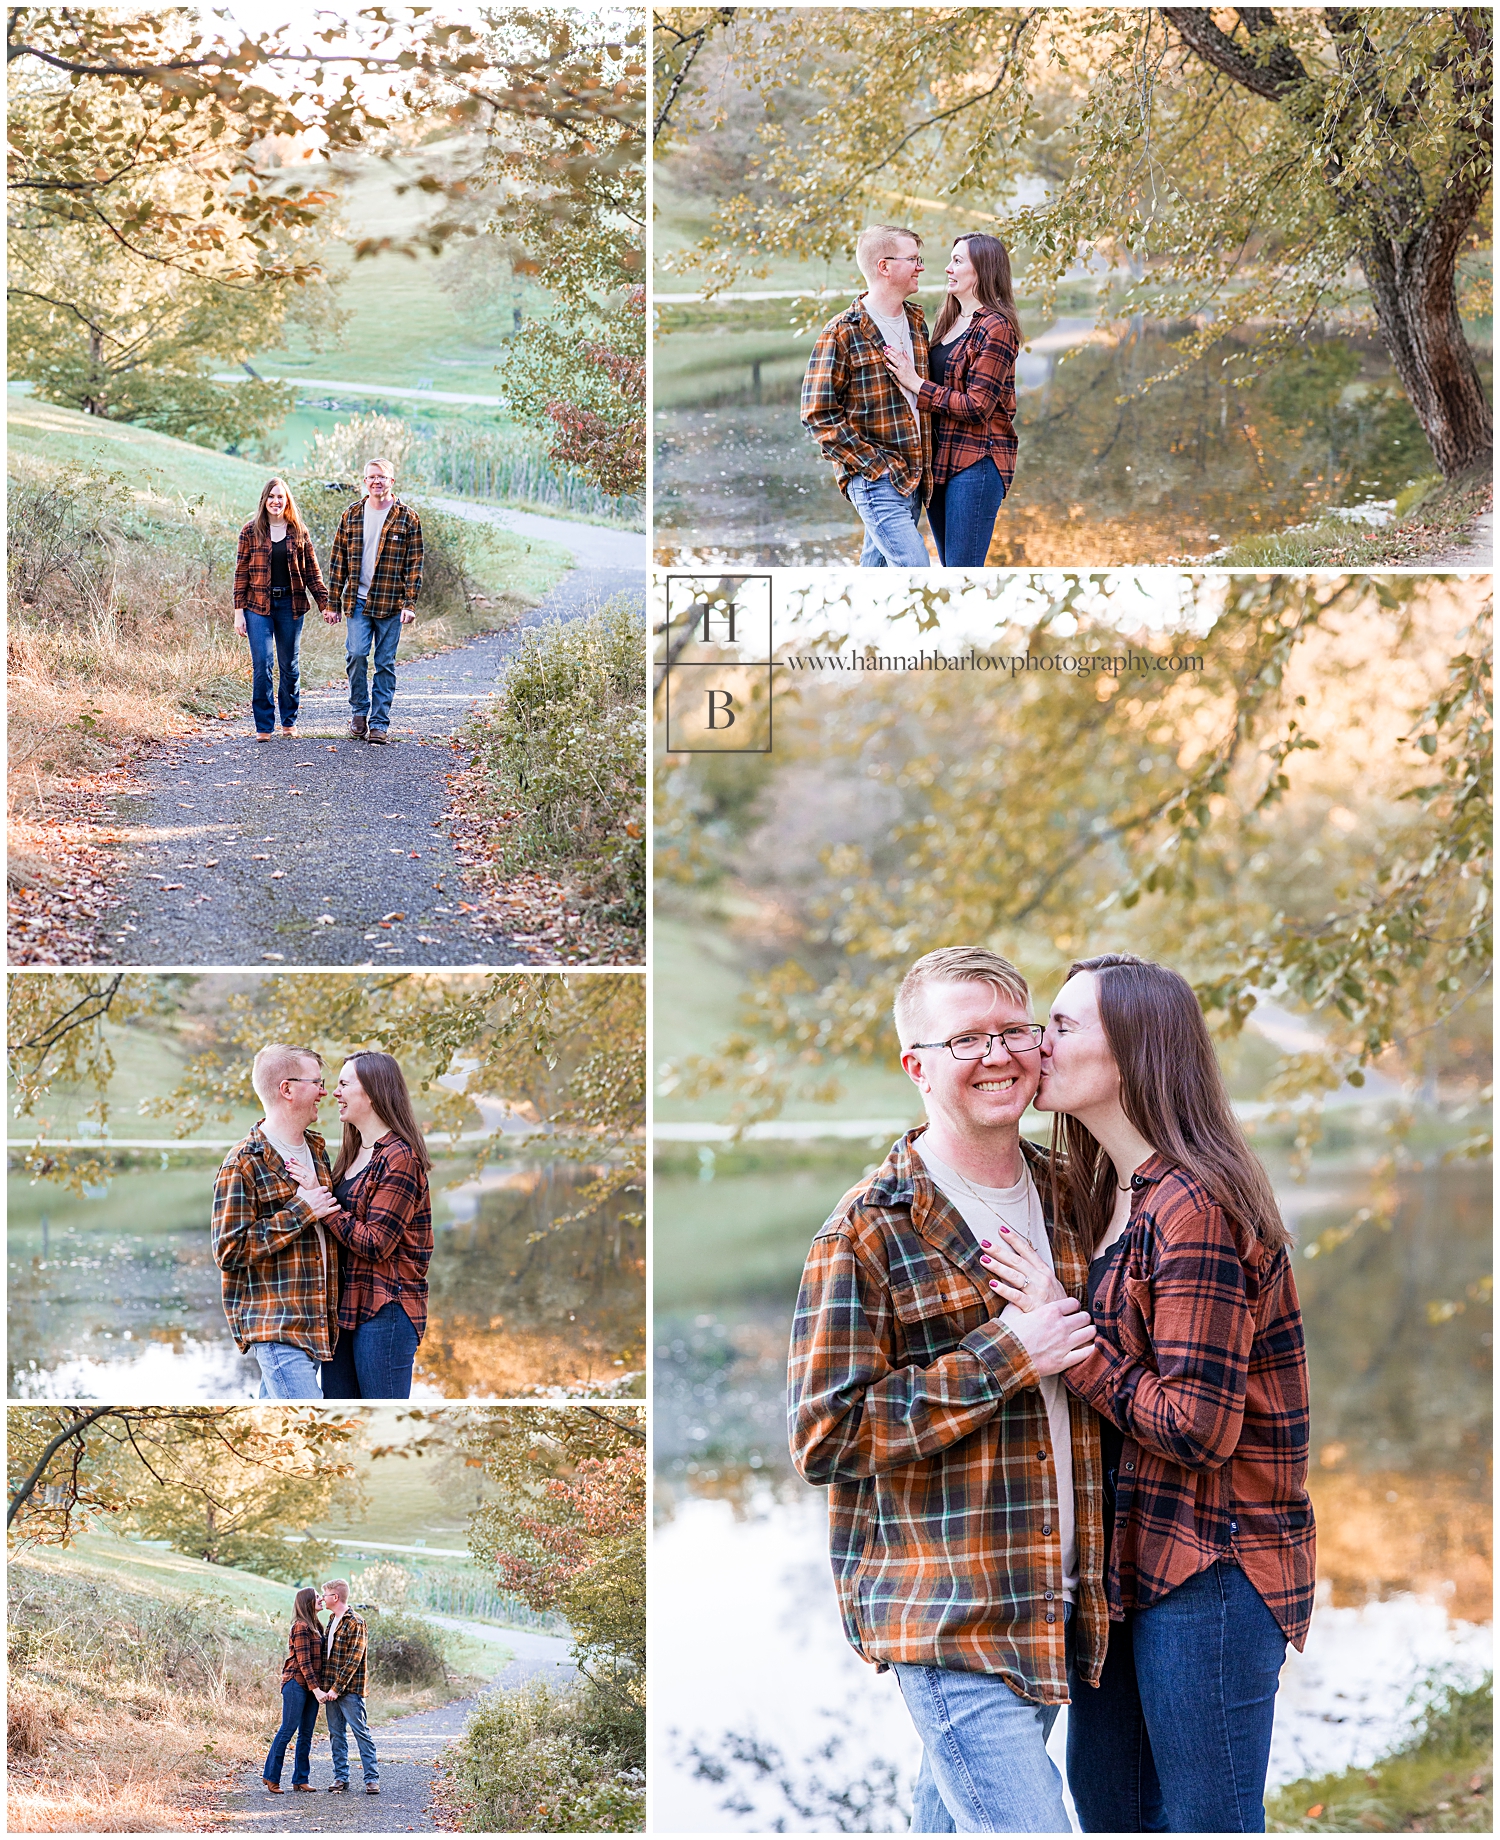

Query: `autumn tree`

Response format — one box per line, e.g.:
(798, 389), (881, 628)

(484, 12), (646, 497)
(8, 1406), (361, 1584)
(657, 574), (1492, 1175)
(7, 971), (645, 1223)
(8, 8), (644, 467)
(466, 1405), (646, 1754)
(654, 7), (1492, 477)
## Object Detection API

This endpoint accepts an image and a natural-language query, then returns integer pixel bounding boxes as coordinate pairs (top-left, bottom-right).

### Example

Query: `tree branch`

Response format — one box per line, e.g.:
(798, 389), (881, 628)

(7, 1407), (114, 1527)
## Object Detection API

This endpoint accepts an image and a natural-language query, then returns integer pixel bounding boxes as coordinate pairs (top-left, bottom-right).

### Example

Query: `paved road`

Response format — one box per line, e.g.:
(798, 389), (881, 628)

(112, 509), (643, 967)
(215, 1621), (574, 1833)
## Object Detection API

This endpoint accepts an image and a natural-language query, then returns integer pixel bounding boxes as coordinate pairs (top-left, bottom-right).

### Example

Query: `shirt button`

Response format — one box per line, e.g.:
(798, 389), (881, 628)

(1131, 1173), (1146, 1190)
(1037, 1448), (1048, 1461)
(1124, 1461), (1135, 1472)
(1044, 1590), (1055, 1601)
(1044, 1611), (1056, 1624)
(1042, 1525), (1052, 1536)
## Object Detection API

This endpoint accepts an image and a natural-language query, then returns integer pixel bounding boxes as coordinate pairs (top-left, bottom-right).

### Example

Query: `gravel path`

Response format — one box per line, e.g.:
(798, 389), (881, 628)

(215, 1622), (575, 1833)
(1424, 507), (1493, 569)
(111, 508), (644, 968)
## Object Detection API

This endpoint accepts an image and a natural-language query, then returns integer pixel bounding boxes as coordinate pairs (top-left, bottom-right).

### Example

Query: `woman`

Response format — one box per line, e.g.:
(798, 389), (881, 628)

(883, 233), (1022, 567)
(316, 1051), (433, 1400)
(985, 953), (1315, 1833)
(232, 478), (330, 741)
(263, 1587), (324, 1794)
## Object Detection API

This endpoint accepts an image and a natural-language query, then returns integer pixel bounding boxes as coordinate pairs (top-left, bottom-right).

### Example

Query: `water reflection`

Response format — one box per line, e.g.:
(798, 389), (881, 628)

(653, 325), (1449, 566)
(652, 1147), (1492, 1828)
(8, 1157), (644, 1399)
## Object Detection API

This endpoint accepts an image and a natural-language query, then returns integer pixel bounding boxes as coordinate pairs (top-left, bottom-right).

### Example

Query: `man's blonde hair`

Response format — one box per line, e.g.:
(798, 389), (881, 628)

(322, 1578), (350, 1603)
(363, 456), (395, 477)
(894, 948), (1030, 1048)
(855, 225), (922, 282)
(251, 1044), (323, 1107)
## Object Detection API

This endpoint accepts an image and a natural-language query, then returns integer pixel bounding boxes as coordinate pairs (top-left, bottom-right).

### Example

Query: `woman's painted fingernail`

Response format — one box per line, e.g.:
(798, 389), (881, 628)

(981, 1239), (992, 1248)
(999, 1225), (1011, 1234)
(990, 1281), (1000, 1292)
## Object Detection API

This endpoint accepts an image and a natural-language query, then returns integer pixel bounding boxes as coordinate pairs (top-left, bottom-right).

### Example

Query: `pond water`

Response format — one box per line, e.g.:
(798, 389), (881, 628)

(8, 1157), (644, 1399)
(653, 1145), (1492, 1831)
(653, 322), (1443, 567)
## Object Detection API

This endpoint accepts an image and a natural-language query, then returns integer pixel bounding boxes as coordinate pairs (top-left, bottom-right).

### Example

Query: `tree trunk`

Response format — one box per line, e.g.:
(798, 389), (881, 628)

(1359, 232), (1493, 478)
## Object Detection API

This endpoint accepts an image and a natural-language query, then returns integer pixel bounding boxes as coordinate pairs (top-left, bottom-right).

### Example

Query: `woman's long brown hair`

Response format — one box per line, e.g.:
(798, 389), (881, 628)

(292, 1586), (322, 1635)
(253, 476), (308, 541)
(931, 233), (1024, 345)
(1051, 953), (1291, 1259)
(331, 1050), (433, 1183)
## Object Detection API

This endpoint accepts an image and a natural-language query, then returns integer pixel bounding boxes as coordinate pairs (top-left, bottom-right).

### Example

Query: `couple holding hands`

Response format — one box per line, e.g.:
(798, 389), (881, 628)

(802, 226), (1021, 569)
(790, 947), (1316, 1833)
(263, 1580), (379, 1796)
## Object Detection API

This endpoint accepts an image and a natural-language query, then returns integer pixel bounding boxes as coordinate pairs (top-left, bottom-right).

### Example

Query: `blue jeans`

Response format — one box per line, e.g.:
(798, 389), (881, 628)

(326, 1692), (379, 1785)
(1067, 1561), (1287, 1832)
(895, 1606), (1073, 1833)
(264, 1679), (319, 1786)
(847, 473), (930, 568)
(320, 1301), (420, 1399)
(928, 456), (1007, 567)
(345, 596), (402, 731)
(245, 598), (303, 732)
(254, 1342), (324, 1398)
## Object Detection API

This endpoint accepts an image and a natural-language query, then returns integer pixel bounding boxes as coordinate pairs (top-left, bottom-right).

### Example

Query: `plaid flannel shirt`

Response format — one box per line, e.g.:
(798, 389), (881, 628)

(232, 522), (330, 617)
(919, 306), (1021, 489)
(211, 1126), (340, 1364)
(788, 1128), (1107, 1703)
(282, 1618), (325, 1691)
(326, 1135), (432, 1339)
(327, 497), (424, 618)
(324, 1607), (368, 1699)
(1065, 1154), (1316, 1650)
(801, 296), (932, 504)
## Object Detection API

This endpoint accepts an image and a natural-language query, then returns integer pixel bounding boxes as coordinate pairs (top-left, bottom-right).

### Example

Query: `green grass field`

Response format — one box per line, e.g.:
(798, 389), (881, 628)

(8, 395), (572, 606)
(25, 1530), (502, 1682)
(247, 152), (547, 399)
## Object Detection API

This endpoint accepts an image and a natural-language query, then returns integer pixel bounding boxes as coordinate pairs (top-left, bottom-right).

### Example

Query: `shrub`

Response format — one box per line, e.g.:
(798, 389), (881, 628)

(364, 1612), (449, 1687)
(447, 1678), (645, 1833)
(460, 598), (645, 923)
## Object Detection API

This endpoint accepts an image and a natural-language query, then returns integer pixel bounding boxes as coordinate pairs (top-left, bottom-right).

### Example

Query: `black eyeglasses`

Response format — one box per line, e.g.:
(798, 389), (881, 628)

(285, 1077), (327, 1090)
(910, 1026), (1045, 1060)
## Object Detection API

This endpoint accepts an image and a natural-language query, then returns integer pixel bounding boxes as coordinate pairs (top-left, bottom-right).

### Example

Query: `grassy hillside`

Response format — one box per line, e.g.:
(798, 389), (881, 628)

(248, 152), (548, 399)
(8, 1529), (495, 1832)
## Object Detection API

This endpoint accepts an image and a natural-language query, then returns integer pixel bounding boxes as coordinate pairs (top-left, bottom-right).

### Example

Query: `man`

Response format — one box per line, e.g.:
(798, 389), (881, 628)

(326, 456), (424, 743)
(801, 225), (932, 568)
(788, 947), (1105, 1833)
(211, 1046), (341, 1398)
(315, 1579), (380, 1795)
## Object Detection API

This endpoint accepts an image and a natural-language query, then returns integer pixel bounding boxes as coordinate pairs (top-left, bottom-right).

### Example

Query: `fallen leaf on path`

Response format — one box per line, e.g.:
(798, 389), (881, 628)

(294, 761), (316, 767)
(251, 854), (270, 860)
(381, 911), (406, 921)
(262, 953), (285, 961)
(271, 871), (286, 880)
(204, 858), (219, 866)
(316, 915), (336, 925)
(161, 883), (186, 891)
(287, 789), (304, 797)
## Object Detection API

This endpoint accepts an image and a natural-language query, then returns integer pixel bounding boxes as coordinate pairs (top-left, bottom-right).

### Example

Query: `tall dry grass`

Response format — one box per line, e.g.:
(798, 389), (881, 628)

(8, 1554), (279, 1832)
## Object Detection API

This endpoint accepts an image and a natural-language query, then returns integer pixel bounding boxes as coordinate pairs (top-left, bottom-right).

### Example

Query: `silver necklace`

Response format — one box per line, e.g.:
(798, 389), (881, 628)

(939, 1160), (1037, 1240)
